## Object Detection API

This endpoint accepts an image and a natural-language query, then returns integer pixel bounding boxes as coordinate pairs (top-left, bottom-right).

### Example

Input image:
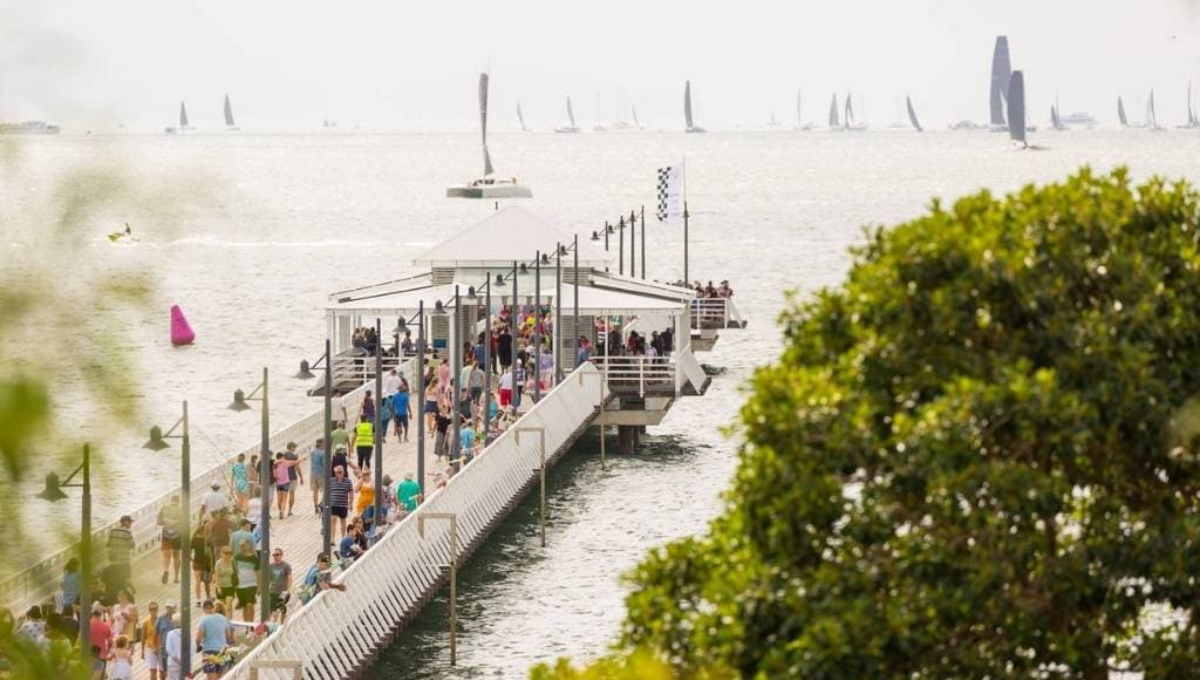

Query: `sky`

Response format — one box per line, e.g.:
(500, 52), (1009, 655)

(3, 0), (1200, 130)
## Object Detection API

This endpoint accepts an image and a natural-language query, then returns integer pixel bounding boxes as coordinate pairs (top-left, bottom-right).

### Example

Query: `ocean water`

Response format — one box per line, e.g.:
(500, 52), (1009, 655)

(5, 128), (1200, 675)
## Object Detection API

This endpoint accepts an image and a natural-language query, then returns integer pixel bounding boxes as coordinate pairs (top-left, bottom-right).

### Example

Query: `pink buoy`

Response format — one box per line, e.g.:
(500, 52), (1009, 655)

(170, 304), (196, 346)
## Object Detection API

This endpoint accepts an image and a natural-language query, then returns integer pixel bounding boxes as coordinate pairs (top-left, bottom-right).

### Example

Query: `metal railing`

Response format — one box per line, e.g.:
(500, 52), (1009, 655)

(222, 363), (608, 680)
(589, 355), (676, 398)
(690, 297), (731, 330)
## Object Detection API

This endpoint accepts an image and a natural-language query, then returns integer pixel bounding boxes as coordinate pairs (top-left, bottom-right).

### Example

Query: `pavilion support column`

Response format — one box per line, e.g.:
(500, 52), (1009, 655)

(618, 426), (638, 455)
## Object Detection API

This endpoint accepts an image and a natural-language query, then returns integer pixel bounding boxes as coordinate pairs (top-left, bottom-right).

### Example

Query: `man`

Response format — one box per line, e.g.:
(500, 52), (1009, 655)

(433, 407), (452, 459)
(105, 516), (134, 593)
(395, 472), (420, 513)
(157, 497), (183, 585)
(267, 549), (293, 623)
(229, 518), (255, 556)
(400, 332), (415, 355)
(577, 336), (591, 366)
(330, 444), (356, 478)
(393, 381), (411, 442)
(154, 602), (177, 679)
(459, 360), (475, 408)
(140, 602), (161, 680)
(350, 414), (374, 471)
(468, 360), (485, 407)
(163, 613), (183, 680)
(327, 465), (354, 540)
(283, 441), (304, 517)
(88, 602), (113, 671)
(330, 420), (349, 453)
(195, 599), (233, 680)
(383, 368), (401, 401)
(200, 482), (227, 520)
(300, 553), (346, 604)
(332, 389), (348, 424)
(309, 437), (327, 514)
(204, 509), (233, 556)
(337, 522), (364, 563)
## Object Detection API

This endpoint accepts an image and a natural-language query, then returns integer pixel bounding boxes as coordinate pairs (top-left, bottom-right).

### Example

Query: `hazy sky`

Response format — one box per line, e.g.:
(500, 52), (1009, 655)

(4, 0), (1200, 130)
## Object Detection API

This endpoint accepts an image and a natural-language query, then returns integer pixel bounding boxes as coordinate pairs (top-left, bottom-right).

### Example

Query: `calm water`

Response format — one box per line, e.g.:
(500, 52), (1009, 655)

(6, 129), (1200, 675)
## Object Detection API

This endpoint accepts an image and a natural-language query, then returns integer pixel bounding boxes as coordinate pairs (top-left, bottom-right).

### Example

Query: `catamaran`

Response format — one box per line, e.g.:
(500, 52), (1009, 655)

(447, 73), (532, 199)
(554, 97), (580, 133)
(1050, 101), (1067, 131)
(843, 92), (868, 131)
(1008, 71), (1028, 148)
(685, 80), (706, 133)
(223, 94), (239, 131)
(767, 108), (781, 127)
(989, 36), (1012, 132)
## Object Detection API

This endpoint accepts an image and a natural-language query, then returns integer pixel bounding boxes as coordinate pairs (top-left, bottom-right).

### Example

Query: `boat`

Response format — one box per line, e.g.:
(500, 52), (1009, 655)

(794, 89), (813, 131)
(223, 94), (239, 131)
(685, 80), (706, 133)
(1147, 90), (1167, 132)
(632, 106), (642, 130)
(554, 97), (581, 133)
(906, 95), (923, 132)
(828, 93), (842, 131)
(0, 120), (61, 135)
(180, 101), (193, 131)
(1050, 104), (1067, 131)
(107, 223), (140, 244)
(446, 73), (533, 199)
(1176, 82), (1200, 129)
(1118, 97), (1129, 127)
(843, 92), (868, 131)
(989, 36), (1012, 132)
(1007, 70), (1028, 148)
(949, 120), (984, 130)
(517, 103), (530, 131)
(767, 108), (781, 127)
(1060, 111), (1096, 128)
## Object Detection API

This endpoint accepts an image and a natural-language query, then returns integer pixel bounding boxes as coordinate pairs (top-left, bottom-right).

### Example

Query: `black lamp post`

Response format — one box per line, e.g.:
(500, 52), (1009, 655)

(395, 302), (427, 496)
(38, 444), (91, 669)
(534, 250), (542, 402)
(295, 344), (334, 554)
(618, 216), (625, 275)
(629, 209), (636, 279)
(146, 402), (192, 676)
(373, 317), (384, 540)
(555, 242), (564, 382)
(229, 368), (271, 623)
(451, 286), (462, 464)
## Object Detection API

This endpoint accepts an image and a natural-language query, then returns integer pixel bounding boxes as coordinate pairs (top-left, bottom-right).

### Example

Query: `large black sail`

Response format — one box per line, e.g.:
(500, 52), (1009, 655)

(990, 36), (1012, 126)
(1007, 70), (1026, 144)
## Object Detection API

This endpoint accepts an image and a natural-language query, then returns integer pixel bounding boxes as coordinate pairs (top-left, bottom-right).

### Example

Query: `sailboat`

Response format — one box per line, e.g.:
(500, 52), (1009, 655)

(632, 106), (642, 130)
(166, 100), (192, 134)
(843, 92), (868, 131)
(1007, 71), (1028, 148)
(989, 36), (1012, 132)
(1117, 96), (1137, 128)
(555, 97), (580, 133)
(795, 89), (813, 131)
(1176, 82), (1200, 129)
(447, 73), (532, 199)
(767, 108), (781, 127)
(906, 95), (923, 132)
(1147, 90), (1167, 132)
(685, 80), (707, 133)
(828, 93), (842, 131)
(1050, 99), (1067, 131)
(223, 94), (239, 131)
(517, 103), (530, 132)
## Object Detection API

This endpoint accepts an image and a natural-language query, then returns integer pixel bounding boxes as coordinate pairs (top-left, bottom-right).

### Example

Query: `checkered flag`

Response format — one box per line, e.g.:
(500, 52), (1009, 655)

(655, 164), (683, 223)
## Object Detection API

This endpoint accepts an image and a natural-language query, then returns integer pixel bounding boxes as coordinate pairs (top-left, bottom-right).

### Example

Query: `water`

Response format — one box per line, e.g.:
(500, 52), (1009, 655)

(6, 129), (1200, 674)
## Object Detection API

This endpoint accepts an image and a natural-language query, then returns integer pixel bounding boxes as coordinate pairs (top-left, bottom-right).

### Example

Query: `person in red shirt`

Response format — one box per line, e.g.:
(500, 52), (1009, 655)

(89, 601), (113, 666)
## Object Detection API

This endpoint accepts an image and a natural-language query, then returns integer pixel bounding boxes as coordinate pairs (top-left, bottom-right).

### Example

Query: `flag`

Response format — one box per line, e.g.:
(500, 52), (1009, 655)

(655, 164), (684, 223)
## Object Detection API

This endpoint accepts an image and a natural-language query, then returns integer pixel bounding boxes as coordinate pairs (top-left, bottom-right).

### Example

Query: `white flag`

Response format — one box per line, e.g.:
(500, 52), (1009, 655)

(655, 164), (684, 223)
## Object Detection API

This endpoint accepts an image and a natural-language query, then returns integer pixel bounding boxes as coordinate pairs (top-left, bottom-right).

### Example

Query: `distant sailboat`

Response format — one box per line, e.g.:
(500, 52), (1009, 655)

(1007, 71), (1028, 147)
(795, 89), (813, 131)
(180, 101), (192, 130)
(828, 93), (841, 130)
(990, 36), (1012, 130)
(1147, 90), (1166, 132)
(555, 96), (580, 133)
(447, 73), (532, 199)
(1050, 103), (1066, 131)
(632, 106), (642, 130)
(906, 96), (923, 132)
(1118, 96), (1130, 127)
(843, 92), (868, 131)
(1177, 82), (1199, 129)
(223, 94), (239, 130)
(685, 80), (706, 133)
(517, 103), (529, 132)
(767, 108), (781, 127)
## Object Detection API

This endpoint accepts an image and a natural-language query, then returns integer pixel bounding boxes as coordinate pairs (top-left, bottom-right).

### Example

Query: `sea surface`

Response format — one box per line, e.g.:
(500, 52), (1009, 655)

(5, 128), (1200, 677)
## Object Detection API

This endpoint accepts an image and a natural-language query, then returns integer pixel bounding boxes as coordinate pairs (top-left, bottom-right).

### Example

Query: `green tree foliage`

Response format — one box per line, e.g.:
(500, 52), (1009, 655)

(553, 169), (1200, 679)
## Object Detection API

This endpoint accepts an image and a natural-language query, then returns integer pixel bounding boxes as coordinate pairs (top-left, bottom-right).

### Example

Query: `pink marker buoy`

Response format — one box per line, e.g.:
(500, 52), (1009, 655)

(170, 304), (195, 346)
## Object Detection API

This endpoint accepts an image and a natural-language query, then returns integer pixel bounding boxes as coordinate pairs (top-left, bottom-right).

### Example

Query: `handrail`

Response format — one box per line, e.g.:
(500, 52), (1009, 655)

(589, 356), (675, 398)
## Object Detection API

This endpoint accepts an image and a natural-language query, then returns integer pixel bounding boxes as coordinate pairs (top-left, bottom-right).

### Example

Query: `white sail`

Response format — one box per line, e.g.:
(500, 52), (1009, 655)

(479, 73), (494, 176)
(796, 88), (803, 127)
(1118, 97), (1128, 127)
(906, 95), (922, 131)
(684, 81), (694, 129)
(517, 103), (528, 131)
(844, 93), (854, 128)
(1007, 71), (1027, 145)
(990, 36), (1012, 126)
(179, 101), (189, 128)
(223, 94), (235, 128)
(829, 94), (840, 128)
(632, 105), (641, 129)
(567, 97), (577, 128)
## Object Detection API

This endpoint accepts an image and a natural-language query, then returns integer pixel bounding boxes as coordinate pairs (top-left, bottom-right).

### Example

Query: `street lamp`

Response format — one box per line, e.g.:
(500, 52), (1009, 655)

(533, 250), (542, 402)
(146, 402), (193, 677)
(295, 343), (334, 555)
(395, 301), (428, 497)
(38, 444), (92, 668)
(618, 215), (625, 275)
(230, 368), (271, 623)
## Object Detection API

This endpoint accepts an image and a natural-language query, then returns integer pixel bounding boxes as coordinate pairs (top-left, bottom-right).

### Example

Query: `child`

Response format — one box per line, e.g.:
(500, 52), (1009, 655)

(109, 635), (133, 680)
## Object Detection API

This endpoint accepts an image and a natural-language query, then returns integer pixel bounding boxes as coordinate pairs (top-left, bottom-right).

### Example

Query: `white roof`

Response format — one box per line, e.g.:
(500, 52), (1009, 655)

(412, 206), (613, 268)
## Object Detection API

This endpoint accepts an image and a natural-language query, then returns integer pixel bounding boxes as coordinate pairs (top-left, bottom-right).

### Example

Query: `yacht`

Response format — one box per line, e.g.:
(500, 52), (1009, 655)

(554, 97), (581, 133)
(1061, 111), (1097, 128)
(446, 73), (533, 199)
(684, 81), (707, 133)
(0, 120), (61, 135)
(223, 94), (240, 131)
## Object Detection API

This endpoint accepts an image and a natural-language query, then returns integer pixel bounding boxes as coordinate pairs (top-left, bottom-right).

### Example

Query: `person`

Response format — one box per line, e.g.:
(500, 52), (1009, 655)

(163, 613), (183, 680)
(351, 414), (374, 470)
(140, 602), (161, 680)
(330, 420), (349, 453)
(360, 389), (376, 422)
(330, 445), (356, 478)
(424, 378), (440, 433)
(89, 601), (113, 668)
(577, 336), (591, 365)
(200, 482), (228, 520)
(384, 368), (401, 401)
(233, 541), (259, 622)
(267, 549), (293, 623)
(246, 485), (263, 531)
(352, 472), (375, 523)
(433, 407), (451, 460)
(213, 547), (237, 615)
(401, 332), (415, 355)
(395, 472), (420, 513)
(498, 368), (514, 409)
(469, 360), (485, 406)
(230, 518), (254, 556)
(109, 635), (133, 680)
(337, 522), (364, 563)
(498, 325), (513, 369)
(190, 524), (212, 600)
(272, 452), (301, 519)
(157, 496), (183, 585)
(16, 606), (47, 647)
(231, 453), (251, 514)
(459, 419), (476, 463)
(379, 395), (393, 444)
(195, 599), (233, 680)
(327, 465), (354, 539)
(309, 437), (327, 514)
(59, 558), (81, 614)
(105, 515), (135, 593)
(332, 390), (348, 424)
(282, 441), (304, 517)
(112, 588), (138, 640)
(393, 379), (411, 442)
(299, 553), (346, 604)
(154, 602), (177, 680)
(248, 454), (261, 488)
(205, 508), (232, 557)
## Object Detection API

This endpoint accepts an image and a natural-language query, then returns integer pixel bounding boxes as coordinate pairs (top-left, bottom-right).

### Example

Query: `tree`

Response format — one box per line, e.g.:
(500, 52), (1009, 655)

(542, 169), (1200, 679)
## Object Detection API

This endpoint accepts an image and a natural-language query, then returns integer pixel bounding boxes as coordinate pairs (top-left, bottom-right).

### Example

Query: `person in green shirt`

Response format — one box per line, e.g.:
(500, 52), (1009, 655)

(395, 472), (421, 512)
(330, 421), (349, 452)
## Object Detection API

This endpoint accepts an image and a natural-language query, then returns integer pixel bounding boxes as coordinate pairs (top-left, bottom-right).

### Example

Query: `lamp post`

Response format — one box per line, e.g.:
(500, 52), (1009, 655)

(629, 209), (636, 279)
(395, 302), (427, 496)
(373, 318), (384, 541)
(145, 402), (192, 676)
(618, 216), (625, 275)
(573, 235), (580, 367)
(37, 444), (91, 668)
(295, 342), (334, 554)
(229, 367), (271, 623)
(555, 242), (564, 383)
(511, 261), (519, 414)
(639, 205), (646, 280)
(451, 285), (462, 464)
(534, 251), (543, 402)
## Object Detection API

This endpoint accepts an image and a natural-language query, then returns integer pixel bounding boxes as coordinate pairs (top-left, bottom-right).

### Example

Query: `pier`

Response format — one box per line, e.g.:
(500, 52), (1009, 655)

(3, 207), (743, 680)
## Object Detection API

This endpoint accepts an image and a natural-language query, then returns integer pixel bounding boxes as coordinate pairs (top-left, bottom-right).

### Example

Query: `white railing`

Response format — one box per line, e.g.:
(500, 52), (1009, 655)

(1, 357), (417, 615)
(329, 350), (408, 389)
(690, 297), (731, 330)
(223, 363), (608, 680)
(589, 355), (676, 398)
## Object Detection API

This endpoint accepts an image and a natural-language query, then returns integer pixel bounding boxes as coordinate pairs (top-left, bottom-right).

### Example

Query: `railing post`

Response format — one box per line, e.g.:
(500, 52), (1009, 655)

(639, 356), (645, 398)
(417, 512), (459, 666)
(515, 426), (548, 547)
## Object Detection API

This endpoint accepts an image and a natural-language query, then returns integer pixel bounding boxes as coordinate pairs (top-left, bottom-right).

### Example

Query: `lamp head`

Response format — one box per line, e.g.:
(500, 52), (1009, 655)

(466, 286), (477, 301)
(228, 389), (252, 411)
(433, 300), (447, 316)
(591, 230), (600, 242)
(144, 425), (170, 451)
(519, 262), (528, 274)
(559, 244), (569, 256)
(606, 224), (615, 234)
(393, 317), (408, 335)
(37, 473), (68, 501)
(540, 253), (551, 265)
(294, 360), (316, 380)
(494, 273), (506, 287)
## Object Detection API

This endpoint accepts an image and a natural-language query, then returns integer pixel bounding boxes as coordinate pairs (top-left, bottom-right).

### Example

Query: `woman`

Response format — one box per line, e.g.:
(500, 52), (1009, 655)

(360, 389), (376, 422)
(424, 378), (439, 433)
(248, 454), (261, 489)
(190, 525), (212, 600)
(246, 485), (263, 531)
(231, 454), (251, 514)
(59, 558), (81, 614)
(214, 547), (237, 615)
(353, 472), (375, 522)
(273, 453), (299, 520)
(156, 496), (183, 585)
(379, 395), (393, 444)
(233, 541), (259, 622)
(111, 589), (138, 641)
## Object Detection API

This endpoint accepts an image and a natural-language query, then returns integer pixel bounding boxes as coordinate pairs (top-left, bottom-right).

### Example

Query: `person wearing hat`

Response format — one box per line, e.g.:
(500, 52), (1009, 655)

(200, 481), (227, 520)
(153, 602), (177, 679)
(395, 472), (420, 513)
(104, 516), (135, 594)
(163, 613), (184, 680)
(89, 601), (113, 670)
(195, 599), (233, 680)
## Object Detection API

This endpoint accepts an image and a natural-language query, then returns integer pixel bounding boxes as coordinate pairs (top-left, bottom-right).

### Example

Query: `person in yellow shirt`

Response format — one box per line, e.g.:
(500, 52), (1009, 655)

(140, 602), (161, 680)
